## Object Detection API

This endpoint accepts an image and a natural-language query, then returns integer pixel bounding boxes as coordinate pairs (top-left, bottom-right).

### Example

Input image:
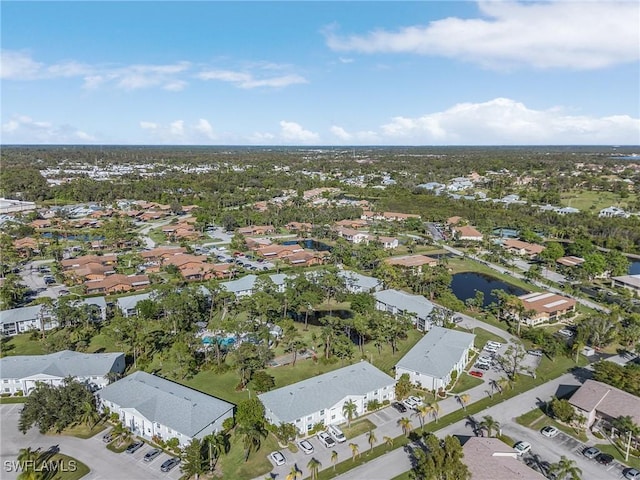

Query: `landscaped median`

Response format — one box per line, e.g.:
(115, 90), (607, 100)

(310, 355), (589, 480)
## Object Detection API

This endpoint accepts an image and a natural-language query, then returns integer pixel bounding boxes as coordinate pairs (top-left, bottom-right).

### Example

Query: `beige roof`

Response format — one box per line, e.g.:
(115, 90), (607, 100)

(463, 437), (546, 480)
(517, 291), (576, 314)
(556, 256), (584, 267)
(455, 225), (484, 238)
(503, 239), (545, 255)
(569, 379), (640, 425)
(385, 255), (438, 268)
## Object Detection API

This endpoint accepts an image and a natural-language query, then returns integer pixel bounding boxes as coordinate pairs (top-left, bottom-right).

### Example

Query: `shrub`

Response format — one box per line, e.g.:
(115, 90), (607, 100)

(367, 400), (382, 412)
(382, 399), (390, 406)
(1, 393), (11, 398)
(308, 422), (326, 435)
(222, 417), (235, 432)
(14, 390), (24, 397)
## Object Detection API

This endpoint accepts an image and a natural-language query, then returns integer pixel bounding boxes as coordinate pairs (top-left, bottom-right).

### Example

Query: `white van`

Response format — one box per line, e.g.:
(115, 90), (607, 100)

(326, 425), (346, 443)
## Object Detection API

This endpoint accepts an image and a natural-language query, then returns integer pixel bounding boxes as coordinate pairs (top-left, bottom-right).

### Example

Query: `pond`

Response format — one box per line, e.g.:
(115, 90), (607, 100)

(629, 261), (640, 275)
(451, 272), (527, 307)
(492, 227), (519, 239)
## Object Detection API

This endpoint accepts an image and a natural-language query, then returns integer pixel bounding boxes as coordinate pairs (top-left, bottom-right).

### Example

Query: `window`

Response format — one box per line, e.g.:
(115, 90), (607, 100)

(307, 424), (312, 431)
(2, 380), (8, 383)
(331, 414), (336, 420)
(319, 410), (325, 416)
(307, 416), (312, 421)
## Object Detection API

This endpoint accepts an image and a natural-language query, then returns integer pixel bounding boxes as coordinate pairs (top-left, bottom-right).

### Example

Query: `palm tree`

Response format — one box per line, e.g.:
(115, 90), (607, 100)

(205, 431), (229, 471)
(342, 400), (358, 427)
(458, 394), (470, 411)
(367, 429), (377, 454)
(78, 400), (100, 428)
(548, 456), (582, 480)
(349, 442), (360, 461)
(307, 457), (322, 480)
(413, 404), (429, 430)
(236, 423), (267, 462)
(17, 447), (41, 480)
(398, 417), (413, 437)
(285, 466), (301, 480)
(427, 402), (441, 423)
(330, 450), (338, 471)
(497, 377), (510, 395)
(383, 436), (394, 449)
(480, 415), (501, 438)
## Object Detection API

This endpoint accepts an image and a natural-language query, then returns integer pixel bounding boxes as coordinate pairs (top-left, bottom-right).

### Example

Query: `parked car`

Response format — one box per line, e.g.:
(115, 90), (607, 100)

(469, 370), (484, 378)
(558, 329), (574, 337)
(403, 397), (418, 409)
(102, 432), (115, 443)
(317, 431), (336, 448)
(44, 276), (55, 285)
(392, 402), (407, 413)
(269, 451), (286, 466)
(514, 441), (532, 456)
(624, 468), (640, 479)
(484, 345), (498, 353)
(486, 341), (502, 348)
(298, 440), (314, 455)
(453, 315), (463, 323)
(528, 350), (543, 357)
(407, 395), (424, 407)
(595, 453), (614, 465)
(327, 425), (346, 443)
(540, 426), (559, 438)
(583, 447), (601, 459)
(474, 363), (490, 371)
(126, 441), (144, 454)
(160, 457), (180, 472)
(477, 355), (493, 364)
(144, 448), (161, 462)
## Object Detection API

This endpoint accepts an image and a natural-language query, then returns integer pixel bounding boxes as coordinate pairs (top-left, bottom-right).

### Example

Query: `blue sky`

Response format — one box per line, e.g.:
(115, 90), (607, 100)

(2, 1), (639, 145)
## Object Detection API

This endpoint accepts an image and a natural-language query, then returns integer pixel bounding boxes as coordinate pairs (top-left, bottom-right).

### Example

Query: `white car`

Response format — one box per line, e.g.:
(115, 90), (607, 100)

(514, 441), (532, 456)
(484, 345), (498, 353)
(403, 397), (418, 409)
(487, 341), (502, 348)
(478, 355), (493, 364)
(407, 395), (424, 407)
(541, 426), (559, 438)
(298, 440), (314, 455)
(269, 451), (286, 466)
(558, 329), (574, 337)
(317, 431), (336, 448)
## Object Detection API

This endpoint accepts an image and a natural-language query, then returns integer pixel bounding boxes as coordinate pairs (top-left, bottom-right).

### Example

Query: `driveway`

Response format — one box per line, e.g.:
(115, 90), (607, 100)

(0, 404), (181, 480)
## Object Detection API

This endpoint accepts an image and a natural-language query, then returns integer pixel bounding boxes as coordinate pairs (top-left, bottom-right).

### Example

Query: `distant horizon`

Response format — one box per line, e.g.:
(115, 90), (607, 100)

(2, 2), (638, 145)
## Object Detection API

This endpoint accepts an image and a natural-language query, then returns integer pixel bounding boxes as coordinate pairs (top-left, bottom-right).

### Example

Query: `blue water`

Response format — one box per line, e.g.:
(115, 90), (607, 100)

(451, 272), (527, 307)
(202, 336), (236, 346)
(492, 228), (519, 239)
(629, 261), (640, 275)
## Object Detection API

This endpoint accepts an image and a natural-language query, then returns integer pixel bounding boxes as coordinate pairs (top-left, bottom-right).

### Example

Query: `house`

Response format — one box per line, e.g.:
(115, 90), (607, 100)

(80, 296), (108, 322)
(461, 437), (546, 480)
(374, 235), (399, 249)
(568, 379), (640, 428)
(335, 219), (368, 229)
(220, 273), (290, 298)
(140, 246), (187, 264)
(599, 206), (629, 218)
(84, 274), (150, 295)
(284, 222), (313, 233)
(0, 351), (125, 395)
(454, 226), (484, 242)
(515, 292), (577, 326)
(257, 244), (304, 259)
(446, 216), (463, 226)
(395, 326), (475, 392)
(611, 274), (640, 294)
(0, 304), (58, 336)
(13, 237), (42, 257)
(29, 219), (52, 229)
(385, 255), (438, 274)
(502, 239), (545, 259)
(61, 254), (118, 271)
(259, 361), (395, 435)
(334, 227), (369, 244)
(116, 293), (152, 317)
(237, 225), (275, 236)
(374, 289), (435, 331)
(284, 251), (328, 267)
(338, 271), (382, 293)
(98, 371), (234, 447)
(556, 256), (585, 268)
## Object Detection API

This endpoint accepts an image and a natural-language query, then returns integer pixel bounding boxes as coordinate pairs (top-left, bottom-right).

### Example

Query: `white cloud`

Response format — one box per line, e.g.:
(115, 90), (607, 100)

(325, 1), (640, 69)
(1, 114), (96, 143)
(279, 121), (320, 143)
(0, 50), (44, 79)
(338, 57), (354, 64)
(330, 125), (352, 140)
(198, 69), (307, 89)
(139, 118), (221, 144)
(376, 98), (640, 145)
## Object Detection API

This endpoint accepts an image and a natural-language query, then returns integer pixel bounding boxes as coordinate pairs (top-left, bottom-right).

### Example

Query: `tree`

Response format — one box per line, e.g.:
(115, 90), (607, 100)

(349, 442), (360, 461)
(236, 423), (268, 462)
(582, 252), (607, 279)
(398, 417), (413, 437)
(251, 370), (276, 393)
(496, 344), (527, 381)
(17, 447), (41, 480)
(204, 431), (229, 471)
(272, 422), (297, 446)
(236, 398), (266, 430)
(342, 400), (358, 427)
(410, 434), (470, 480)
(414, 404), (429, 430)
(548, 456), (582, 480)
(539, 241), (565, 265)
(78, 399), (100, 428)
(331, 450), (338, 471)
(426, 402), (441, 424)
(605, 249), (630, 276)
(550, 397), (575, 423)
(285, 466), (301, 480)
(458, 394), (470, 412)
(367, 429), (377, 454)
(307, 457), (322, 480)
(384, 435), (394, 449)
(395, 373), (413, 400)
(479, 415), (500, 437)
(180, 438), (207, 479)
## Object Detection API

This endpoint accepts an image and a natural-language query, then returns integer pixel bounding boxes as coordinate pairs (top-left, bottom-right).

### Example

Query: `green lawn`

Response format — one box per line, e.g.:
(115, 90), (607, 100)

(468, 327), (508, 349)
(341, 418), (376, 440)
(0, 396), (27, 404)
(60, 422), (107, 439)
(1, 333), (45, 357)
(450, 373), (484, 394)
(516, 406), (588, 442)
(45, 453), (90, 480)
(560, 190), (637, 212)
(217, 431), (279, 479)
(595, 443), (640, 470)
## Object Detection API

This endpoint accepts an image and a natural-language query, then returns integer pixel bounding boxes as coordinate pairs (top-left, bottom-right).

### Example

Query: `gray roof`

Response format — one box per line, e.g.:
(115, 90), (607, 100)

(0, 304), (46, 325)
(221, 274), (257, 294)
(116, 293), (152, 312)
(99, 371), (234, 438)
(396, 326), (475, 378)
(338, 271), (380, 291)
(81, 296), (107, 310)
(374, 289), (434, 318)
(258, 361), (395, 424)
(0, 350), (124, 379)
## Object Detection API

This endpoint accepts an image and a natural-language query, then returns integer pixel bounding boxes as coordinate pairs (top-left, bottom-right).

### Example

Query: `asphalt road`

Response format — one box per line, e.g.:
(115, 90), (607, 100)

(0, 404), (181, 480)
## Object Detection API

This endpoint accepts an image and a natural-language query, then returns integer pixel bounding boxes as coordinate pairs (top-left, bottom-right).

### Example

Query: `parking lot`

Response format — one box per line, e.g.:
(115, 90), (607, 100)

(0, 404), (181, 480)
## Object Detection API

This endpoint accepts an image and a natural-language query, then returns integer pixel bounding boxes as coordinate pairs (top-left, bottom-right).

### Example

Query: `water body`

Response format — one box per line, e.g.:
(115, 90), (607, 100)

(492, 227), (519, 239)
(451, 272), (527, 307)
(629, 261), (640, 275)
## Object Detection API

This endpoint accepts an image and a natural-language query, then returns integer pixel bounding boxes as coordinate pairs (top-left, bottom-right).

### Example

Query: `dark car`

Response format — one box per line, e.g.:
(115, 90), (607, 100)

(144, 448), (161, 462)
(392, 402), (407, 413)
(160, 457), (180, 472)
(474, 363), (490, 371)
(595, 453), (614, 465)
(125, 441), (144, 454)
